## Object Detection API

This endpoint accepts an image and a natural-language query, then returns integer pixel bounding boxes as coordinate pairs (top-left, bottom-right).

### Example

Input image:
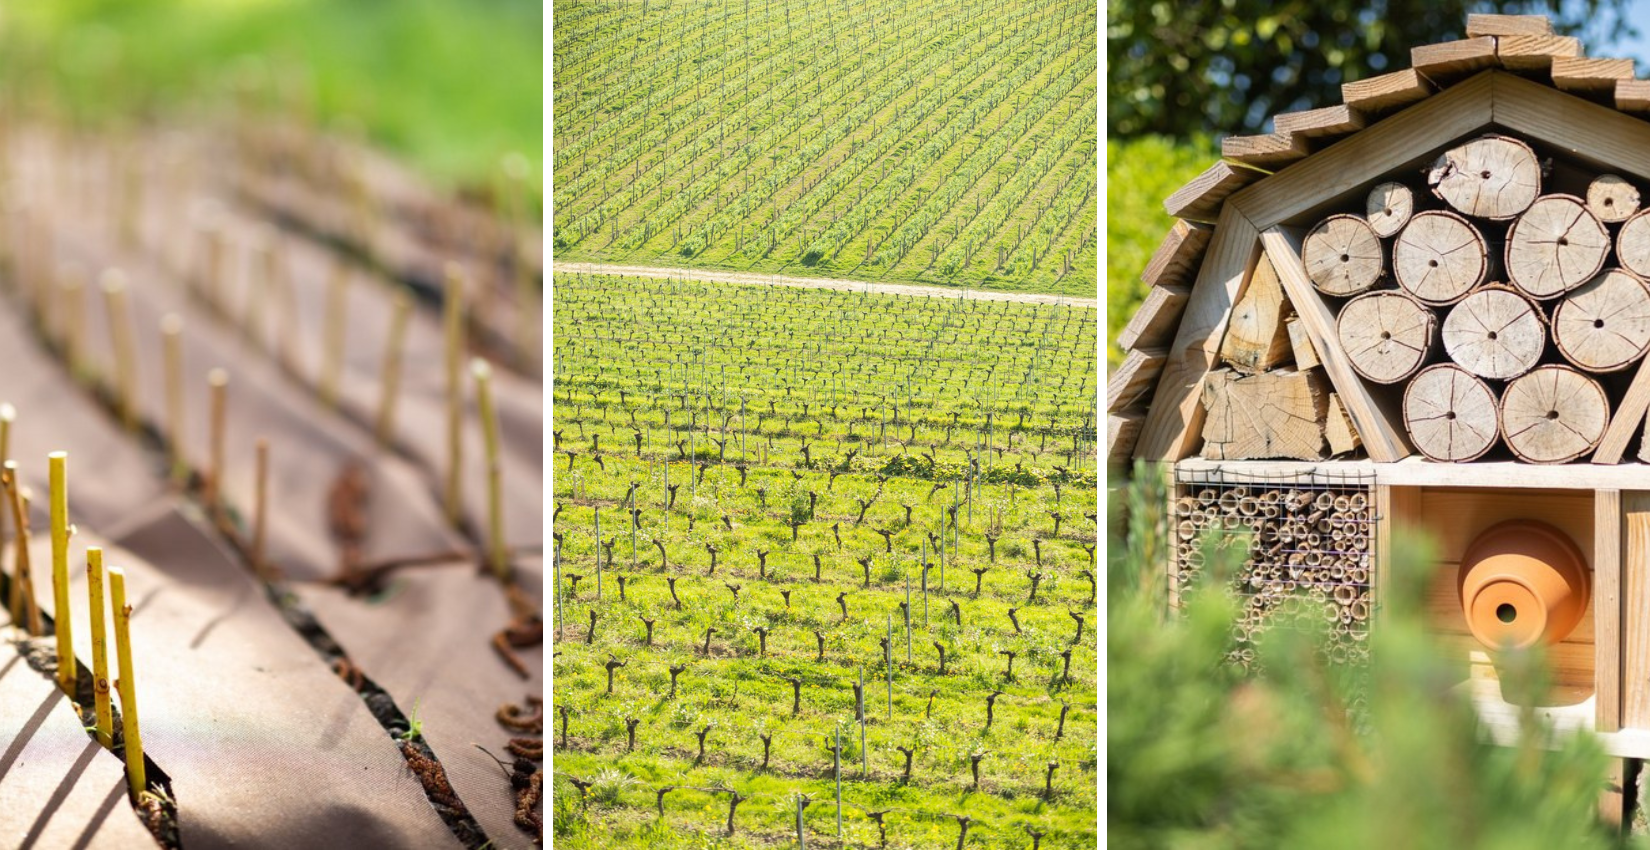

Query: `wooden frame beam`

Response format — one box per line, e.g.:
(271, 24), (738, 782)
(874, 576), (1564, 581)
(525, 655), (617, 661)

(1261, 226), (1410, 461)
(1598, 489), (1623, 732)
(1624, 491), (1650, 728)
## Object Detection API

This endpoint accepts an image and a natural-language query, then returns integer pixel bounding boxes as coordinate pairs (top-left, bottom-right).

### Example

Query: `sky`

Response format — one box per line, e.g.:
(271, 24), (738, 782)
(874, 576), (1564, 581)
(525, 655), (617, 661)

(1594, 0), (1650, 66)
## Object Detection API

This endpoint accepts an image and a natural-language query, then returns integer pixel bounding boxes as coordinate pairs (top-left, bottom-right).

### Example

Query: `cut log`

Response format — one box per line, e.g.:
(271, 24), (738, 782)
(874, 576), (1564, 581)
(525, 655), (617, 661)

(1367, 182), (1414, 238)
(1392, 210), (1488, 305)
(1219, 251), (1292, 374)
(1403, 364), (1500, 462)
(1199, 369), (1328, 461)
(1337, 290), (1437, 384)
(1587, 175), (1641, 223)
(1302, 214), (1383, 296)
(1505, 194), (1609, 299)
(1325, 393), (1362, 456)
(1440, 285), (1546, 380)
(1617, 209), (1650, 280)
(1501, 365), (1610, 464)
(1552, 269), (1650, 372)
(1286, 317), (1320, 370)
(1425, 135), (1541, 220)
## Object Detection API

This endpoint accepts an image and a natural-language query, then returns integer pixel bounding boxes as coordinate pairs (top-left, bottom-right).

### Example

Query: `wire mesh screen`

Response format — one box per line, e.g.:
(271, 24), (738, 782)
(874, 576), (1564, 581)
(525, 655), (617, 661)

(1172, 464), (1378, 670)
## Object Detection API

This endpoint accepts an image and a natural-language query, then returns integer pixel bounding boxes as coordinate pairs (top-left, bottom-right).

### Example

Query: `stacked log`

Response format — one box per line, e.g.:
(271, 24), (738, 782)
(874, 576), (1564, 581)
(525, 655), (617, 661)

(1275, 132), (1650, 463)
(1174, 475), (1375, 669)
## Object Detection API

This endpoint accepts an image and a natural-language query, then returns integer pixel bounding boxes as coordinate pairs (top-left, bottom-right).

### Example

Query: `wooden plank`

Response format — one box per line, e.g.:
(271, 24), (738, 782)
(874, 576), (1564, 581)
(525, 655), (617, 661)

(1106, 347), (1167, 413)
(1342, 69), (1434, 113)
(1237, 71), (1495, 228)
(1617, 79), (1650, 114)
(1116, 284), (1189, 351)
(1164, 161), (1261, 223)
(1174, 456), (1650, 491)
(1261, 226), (1411, 462)
(1494, 71), (1650, 183)
(1623, 492), (1650, 728)
(1134, 205), (1261, 461)
(1552, 57), (1635, 95)
(1593, 351), (1650, 464)
(1107, 412), (1144, 469)
(1599, 488), (1624, 732)
(1140, 219), (1213, 288)
(1497, 34), (1582, 71)
(1602, 758), (1629, 831)
(1466, 13), (1554, 37)
(1273, 104), (1367, 140)
(1325, 392), (1362, 455)
(1221, 133), (1308, 169)
(1287, 317), (1320, 370)
(1412, 37), (1499, 82)
(1375, 485), (1422, 626)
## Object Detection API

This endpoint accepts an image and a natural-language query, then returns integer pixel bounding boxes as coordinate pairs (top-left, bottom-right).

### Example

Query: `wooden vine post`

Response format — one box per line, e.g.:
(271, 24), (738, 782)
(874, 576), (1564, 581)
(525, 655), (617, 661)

(444, 263), (467, 528)
(87, 546), (114, 747)
(473, 359), (509, 582)
(49, 451), (75, 696)
(111, 566), (146, 797)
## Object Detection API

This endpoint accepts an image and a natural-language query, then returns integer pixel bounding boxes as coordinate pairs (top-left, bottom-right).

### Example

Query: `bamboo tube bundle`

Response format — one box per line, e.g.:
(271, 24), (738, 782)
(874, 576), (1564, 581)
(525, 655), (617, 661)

(1337, 290), (1437, 383)
(1441, 286), (1546, 379)
(1367, 182), (1415, 238)
(1313, 492), (1335, 512)
(1425, 134), (1542, 220)
(1500, 365), (1610, 463)
(1393, 211), (1489, 305)
(1174, 495), (1197, 516)
(1331, 495), (1351, 513)
(1259, 489), (1280, 508)
(1619, 209), (1650, 279)
(1176, 520), (1197, 542)
(1587, 174), (1640, 223)
(1505, 195), (1609, 299)
(1303, 214), (1385, 296)
(1403, 364), (1501, 462)
(1552, 269), (1650, 372)
(1196, 488), (1218, 506)
(1348, 493), (1367, 512)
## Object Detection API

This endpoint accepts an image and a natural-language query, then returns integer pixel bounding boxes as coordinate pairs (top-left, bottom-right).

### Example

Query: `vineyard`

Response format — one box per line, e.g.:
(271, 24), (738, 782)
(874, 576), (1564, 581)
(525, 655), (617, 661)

(550, 274), (1099, 847)
(550, 0), (1098, 297)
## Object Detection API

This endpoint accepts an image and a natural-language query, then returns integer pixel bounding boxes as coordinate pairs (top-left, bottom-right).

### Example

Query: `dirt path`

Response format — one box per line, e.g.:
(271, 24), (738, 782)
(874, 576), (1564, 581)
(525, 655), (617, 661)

(555, 262), (1099, 308)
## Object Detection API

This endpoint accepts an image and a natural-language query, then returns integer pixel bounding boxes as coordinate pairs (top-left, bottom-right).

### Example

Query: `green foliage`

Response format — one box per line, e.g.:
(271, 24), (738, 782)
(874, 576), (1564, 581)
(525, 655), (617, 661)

(1106, 0), (1632, 138)
(1108, 466), (1617, 849)
(1105, 135), (1217, 367)
(0, 0), (542, 191)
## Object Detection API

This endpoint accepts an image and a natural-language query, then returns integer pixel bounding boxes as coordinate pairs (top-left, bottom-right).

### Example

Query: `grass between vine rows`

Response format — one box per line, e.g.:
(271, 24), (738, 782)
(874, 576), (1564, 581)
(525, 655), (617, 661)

(552, 274), (1098, 848)
(552, 0), (1098, 297)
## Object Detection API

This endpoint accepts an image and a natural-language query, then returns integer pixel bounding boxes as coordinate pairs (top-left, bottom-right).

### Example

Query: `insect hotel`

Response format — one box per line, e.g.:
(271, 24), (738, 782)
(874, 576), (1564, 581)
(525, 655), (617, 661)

(1109, 13), (1650, 763)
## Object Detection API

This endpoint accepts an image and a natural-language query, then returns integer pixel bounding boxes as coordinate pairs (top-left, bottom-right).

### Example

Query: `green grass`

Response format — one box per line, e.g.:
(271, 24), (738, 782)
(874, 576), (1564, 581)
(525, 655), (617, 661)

(1105, 135), (1217, 366)
(0, 0), (541, 193)
(552, 0), (1097, 297)
(551, 274), (1097, 847)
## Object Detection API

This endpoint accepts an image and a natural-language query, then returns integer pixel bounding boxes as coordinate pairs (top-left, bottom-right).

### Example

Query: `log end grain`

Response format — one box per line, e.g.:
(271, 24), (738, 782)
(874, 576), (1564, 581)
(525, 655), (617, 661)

(1367, 181), (1415, 238)
(1587, 174), (1641, 223)
(1617, 209), (1650, 280)
(1441, 285), (1546, 380)
(1199, 369), (1328, 461)
(1403, 364), (1500, 462)
(1303, 214), (1384, 296)
(1337, 290), (1437, 384)
(1506, 194), (1610, 299)
(1426, 135), (1542, 220)
(1553, 268), (1650, 373)
(1501, 365), (1610, 463)
(1393, 210), (1488, 305)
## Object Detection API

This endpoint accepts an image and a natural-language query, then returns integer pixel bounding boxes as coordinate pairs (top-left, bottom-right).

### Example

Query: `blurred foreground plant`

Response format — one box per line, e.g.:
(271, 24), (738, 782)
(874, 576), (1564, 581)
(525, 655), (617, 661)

(1108, 463), (1615, 850)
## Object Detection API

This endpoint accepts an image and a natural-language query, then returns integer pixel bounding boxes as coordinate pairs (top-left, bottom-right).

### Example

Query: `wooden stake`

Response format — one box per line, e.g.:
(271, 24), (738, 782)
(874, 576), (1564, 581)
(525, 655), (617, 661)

(319, 260), (348, 409)
(49, 451), (75, 695)
(207, 369), (229, 525)
(60, 273), (85, 379)
(375, 292), (412, 447)
(161, 315), (186, 487)
(445, 264), (466, 528)
(0, 402), (13, 464)
(87, 546), (113, 747)
(473, 359), (508, 582)
(101, 271), (139, 432)
(3, 464), (38, 634)
(110, 566), (146, 796)
(252, 438), (269, 580)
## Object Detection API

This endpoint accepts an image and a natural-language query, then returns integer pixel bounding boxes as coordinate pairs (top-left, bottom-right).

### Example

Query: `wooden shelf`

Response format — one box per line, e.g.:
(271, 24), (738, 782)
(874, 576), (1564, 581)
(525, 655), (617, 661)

(1175, 456), (1650, 490)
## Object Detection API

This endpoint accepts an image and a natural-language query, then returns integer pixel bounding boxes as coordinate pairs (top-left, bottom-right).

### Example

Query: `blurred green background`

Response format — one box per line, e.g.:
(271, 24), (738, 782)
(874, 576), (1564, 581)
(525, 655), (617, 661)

(0, 0), (542, 196)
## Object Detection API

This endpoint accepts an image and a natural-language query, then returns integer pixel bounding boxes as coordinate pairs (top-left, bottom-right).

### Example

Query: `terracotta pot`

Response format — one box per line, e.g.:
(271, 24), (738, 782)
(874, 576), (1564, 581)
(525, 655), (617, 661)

(1458, 519), (1590, 650)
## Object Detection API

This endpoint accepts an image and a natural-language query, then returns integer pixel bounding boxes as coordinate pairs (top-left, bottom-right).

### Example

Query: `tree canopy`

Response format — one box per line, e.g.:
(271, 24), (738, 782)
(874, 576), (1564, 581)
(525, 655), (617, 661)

(1107, 0), (1634, 138)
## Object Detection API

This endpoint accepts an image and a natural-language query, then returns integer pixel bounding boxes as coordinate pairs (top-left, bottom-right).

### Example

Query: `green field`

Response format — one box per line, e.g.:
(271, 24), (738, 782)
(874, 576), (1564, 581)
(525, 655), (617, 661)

(551, 0), (1098, 297)
(550, 274), (1099, 847)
